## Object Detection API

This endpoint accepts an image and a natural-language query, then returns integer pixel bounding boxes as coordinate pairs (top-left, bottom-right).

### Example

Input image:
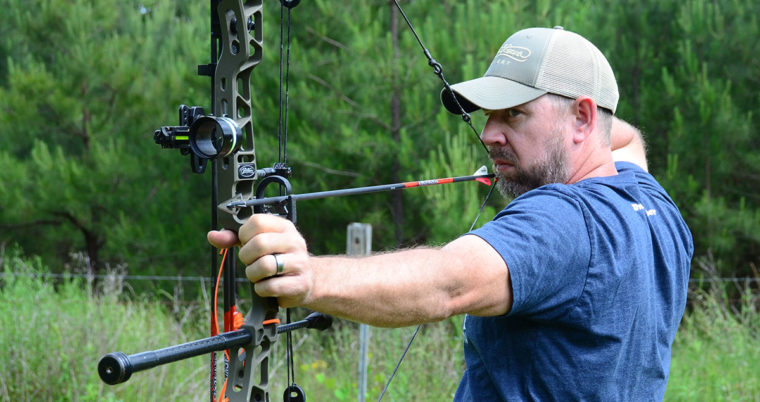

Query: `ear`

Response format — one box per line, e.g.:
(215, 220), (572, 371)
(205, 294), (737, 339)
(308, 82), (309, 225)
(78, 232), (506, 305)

(571, 96), (597, 144)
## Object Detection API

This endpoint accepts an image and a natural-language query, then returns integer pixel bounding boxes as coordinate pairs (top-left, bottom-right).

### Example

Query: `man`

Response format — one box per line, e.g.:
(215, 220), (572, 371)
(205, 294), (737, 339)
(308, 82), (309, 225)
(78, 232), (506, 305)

(209, 27), (693, 400)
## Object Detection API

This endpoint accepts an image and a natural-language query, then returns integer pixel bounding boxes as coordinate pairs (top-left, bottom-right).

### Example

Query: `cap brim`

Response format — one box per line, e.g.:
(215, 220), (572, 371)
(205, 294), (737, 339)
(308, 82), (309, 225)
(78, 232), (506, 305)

(440, 76), (547, 114)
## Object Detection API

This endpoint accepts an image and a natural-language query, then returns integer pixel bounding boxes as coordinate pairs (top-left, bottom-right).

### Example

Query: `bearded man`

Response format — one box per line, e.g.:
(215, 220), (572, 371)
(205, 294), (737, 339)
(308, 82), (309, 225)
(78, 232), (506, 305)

(209, 27), (693, 400)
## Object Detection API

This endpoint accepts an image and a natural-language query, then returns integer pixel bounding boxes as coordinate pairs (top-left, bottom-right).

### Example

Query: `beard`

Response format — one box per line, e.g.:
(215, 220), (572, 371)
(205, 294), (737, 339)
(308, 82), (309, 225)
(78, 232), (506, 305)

(490, 132), (571, 199)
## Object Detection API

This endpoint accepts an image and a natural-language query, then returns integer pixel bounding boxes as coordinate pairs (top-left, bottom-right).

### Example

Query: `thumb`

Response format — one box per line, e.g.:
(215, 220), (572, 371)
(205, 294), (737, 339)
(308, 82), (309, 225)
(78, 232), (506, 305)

(207, 229), (240, 249)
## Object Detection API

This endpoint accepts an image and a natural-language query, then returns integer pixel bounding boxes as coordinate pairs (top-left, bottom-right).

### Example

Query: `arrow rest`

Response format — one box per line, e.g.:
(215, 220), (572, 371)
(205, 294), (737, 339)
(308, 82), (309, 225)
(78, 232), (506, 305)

(255, 175), (297, 223)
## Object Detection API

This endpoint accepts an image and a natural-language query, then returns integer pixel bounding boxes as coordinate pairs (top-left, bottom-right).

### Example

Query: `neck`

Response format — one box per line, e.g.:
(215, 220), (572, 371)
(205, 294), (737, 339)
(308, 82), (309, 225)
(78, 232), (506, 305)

(566, 139), (617, 184)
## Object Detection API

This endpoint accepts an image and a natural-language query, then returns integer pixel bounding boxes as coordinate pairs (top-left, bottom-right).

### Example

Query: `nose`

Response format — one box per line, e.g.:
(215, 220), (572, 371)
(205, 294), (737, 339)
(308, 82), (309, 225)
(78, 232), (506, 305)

(480, 114), (507, 147)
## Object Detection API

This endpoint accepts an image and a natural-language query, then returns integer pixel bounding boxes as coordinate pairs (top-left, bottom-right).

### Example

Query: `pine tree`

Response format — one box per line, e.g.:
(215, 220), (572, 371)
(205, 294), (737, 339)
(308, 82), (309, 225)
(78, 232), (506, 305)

(0, 0), (211, 275)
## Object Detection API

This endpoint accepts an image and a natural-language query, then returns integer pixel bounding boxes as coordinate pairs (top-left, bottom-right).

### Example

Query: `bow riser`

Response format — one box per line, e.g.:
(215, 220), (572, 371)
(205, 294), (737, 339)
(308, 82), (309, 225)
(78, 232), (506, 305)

(215, 0), (263, 229)
(213, 2), (280, 401)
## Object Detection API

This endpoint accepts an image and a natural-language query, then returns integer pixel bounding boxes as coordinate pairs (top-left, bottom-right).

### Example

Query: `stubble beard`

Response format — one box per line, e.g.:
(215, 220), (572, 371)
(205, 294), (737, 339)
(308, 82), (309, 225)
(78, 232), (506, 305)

(490, 131), (571, 199)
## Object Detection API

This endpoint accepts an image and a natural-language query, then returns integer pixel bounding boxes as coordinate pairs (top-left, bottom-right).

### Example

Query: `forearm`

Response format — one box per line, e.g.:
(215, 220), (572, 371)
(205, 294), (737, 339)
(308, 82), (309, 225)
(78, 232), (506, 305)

(304, 236), (510, 327)
(611, 117), (648, 171)
(305, 248), (463, 327)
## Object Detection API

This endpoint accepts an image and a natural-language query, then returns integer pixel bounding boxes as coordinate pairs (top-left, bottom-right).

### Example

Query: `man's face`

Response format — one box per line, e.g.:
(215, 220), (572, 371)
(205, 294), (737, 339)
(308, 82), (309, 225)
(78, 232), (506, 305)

(481, 96), (571, 198)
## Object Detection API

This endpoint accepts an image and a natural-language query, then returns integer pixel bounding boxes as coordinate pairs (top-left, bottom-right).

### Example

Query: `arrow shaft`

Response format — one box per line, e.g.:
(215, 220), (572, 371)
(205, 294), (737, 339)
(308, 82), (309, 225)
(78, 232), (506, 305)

(230, 173), (495, 208)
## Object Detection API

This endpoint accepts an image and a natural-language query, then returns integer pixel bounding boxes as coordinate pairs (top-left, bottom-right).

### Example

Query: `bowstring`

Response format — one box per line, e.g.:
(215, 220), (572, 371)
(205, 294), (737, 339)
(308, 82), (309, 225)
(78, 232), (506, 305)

(279, 4), (293, 165)
(377, 2), (497, 400)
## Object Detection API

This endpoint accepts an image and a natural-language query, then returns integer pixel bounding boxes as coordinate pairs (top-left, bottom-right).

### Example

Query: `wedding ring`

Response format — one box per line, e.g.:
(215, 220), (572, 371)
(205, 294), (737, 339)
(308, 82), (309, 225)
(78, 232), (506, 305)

(272, 253), (284, 275)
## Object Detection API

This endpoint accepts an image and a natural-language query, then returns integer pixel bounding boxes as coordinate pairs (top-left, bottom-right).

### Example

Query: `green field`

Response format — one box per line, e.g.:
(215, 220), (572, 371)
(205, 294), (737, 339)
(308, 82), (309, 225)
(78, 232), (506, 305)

(1, 251), (757, 401)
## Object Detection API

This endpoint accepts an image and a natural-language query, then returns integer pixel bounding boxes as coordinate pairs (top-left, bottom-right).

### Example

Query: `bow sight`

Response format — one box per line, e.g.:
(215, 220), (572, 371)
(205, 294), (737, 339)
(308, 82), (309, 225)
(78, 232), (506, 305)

(154, 105), (245, 173)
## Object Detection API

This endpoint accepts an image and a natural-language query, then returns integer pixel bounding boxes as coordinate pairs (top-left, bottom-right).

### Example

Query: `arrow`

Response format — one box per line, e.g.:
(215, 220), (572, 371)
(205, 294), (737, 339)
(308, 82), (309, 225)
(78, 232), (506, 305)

(226, 167), (495, 210)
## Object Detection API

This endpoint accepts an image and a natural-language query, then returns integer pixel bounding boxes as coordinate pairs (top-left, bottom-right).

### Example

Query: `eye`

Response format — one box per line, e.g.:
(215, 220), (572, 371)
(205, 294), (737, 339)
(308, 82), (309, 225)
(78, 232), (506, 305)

(507, 109), (522, 118)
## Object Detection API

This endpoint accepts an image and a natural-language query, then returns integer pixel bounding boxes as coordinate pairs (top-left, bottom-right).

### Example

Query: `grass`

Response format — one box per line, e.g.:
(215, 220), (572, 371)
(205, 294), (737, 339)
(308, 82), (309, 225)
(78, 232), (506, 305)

(277, 317), (465, 401)
(665, 286), (760, 401)
(0, 249), (465, 402)
(0, 250), (210, 401)
(1, 248), (758, 401)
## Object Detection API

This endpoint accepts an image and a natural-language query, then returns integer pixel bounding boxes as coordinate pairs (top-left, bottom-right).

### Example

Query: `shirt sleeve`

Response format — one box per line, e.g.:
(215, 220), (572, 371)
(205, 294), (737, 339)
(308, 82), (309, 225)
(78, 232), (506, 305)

(469, 186), (591, 319)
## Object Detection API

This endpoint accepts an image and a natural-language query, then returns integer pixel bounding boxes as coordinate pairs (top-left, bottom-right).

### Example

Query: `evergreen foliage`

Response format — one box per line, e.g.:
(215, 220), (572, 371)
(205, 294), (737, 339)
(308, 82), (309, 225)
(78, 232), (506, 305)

(0, 0), (212, 277)
(0, 0), (758, 284)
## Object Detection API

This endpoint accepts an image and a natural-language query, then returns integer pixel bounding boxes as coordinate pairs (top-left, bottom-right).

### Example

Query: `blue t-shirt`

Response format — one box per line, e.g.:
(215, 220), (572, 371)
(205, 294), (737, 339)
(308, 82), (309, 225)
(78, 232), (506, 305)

(455, 162), (693, 401)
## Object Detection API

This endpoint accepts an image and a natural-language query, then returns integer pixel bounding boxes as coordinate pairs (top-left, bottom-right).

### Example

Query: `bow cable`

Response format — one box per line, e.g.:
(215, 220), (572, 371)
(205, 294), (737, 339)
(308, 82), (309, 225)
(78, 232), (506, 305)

(391, 0), (488, 155)
(376, 2), (498, 400)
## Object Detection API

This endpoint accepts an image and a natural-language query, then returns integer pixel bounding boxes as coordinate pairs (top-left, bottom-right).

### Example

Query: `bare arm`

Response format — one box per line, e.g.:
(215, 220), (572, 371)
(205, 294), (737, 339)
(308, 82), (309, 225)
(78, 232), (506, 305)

(304, 234), (511, 327)
(209, 215), (511, 327)
(611, 117), (648, 171)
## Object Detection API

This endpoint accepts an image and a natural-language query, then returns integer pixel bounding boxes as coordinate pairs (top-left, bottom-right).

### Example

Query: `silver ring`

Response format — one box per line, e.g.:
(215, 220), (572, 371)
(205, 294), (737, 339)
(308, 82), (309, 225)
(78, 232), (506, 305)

(272, 253), (284, 275)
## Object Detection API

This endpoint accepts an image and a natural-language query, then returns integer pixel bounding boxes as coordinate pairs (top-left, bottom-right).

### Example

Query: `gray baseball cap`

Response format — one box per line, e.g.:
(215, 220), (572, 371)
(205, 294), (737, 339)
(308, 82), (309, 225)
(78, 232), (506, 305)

(441, 26), (619, 114)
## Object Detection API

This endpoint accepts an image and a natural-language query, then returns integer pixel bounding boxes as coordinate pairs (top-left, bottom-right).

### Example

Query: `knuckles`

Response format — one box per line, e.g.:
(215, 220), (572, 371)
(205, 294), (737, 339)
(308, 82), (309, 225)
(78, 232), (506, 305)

(235, 213), (311, 307)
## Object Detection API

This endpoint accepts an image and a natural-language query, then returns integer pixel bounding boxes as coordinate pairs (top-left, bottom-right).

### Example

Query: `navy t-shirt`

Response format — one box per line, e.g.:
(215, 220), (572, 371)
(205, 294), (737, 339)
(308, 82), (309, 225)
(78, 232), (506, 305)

(455, 162), (693, 401)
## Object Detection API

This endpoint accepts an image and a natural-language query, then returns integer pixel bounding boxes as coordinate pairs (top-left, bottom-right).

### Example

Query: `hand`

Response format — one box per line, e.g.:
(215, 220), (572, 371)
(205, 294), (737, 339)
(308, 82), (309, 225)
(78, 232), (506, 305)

(610, 117), (648, 171)
(207, 214), (313, 308)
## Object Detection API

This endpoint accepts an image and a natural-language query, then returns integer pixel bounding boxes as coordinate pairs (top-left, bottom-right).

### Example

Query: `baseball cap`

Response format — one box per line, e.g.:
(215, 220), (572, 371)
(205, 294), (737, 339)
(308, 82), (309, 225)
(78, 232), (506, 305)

(441, 26), (619, 114)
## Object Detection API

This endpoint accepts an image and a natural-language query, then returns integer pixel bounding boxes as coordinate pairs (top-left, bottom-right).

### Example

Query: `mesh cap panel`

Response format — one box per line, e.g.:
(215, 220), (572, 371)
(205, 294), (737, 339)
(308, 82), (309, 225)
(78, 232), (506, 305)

(536, 30), (618, 112)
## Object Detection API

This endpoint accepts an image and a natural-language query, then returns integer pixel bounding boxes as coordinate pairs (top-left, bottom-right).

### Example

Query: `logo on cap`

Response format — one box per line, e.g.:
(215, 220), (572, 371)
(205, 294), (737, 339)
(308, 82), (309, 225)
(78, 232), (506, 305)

(497, 43), (531, 62)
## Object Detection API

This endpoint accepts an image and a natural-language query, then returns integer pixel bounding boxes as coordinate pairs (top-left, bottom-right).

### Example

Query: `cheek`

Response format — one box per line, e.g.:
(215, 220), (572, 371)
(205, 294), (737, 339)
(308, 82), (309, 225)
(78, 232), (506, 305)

(512, 136), (539, 159)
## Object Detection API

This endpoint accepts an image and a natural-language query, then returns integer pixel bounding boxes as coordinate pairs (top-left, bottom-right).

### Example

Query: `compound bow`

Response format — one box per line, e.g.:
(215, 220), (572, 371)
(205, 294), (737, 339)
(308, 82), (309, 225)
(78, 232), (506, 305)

(97, 1), (494, 401)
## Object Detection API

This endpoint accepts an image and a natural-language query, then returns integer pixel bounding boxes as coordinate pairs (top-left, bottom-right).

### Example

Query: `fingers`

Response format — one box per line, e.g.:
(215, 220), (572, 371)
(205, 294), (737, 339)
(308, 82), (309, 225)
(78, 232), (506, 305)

(207, 214), (312, 308)
(207, 229), (239, 249)
(238, 215), (305, 265)
(248, 252), (308, 285)
(244, 254), (282, 280)
(237, 214), (307, 283)
(248, 252), (312, 308)
(238, 214), (295, 244)
(207, 215), (302, 257)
